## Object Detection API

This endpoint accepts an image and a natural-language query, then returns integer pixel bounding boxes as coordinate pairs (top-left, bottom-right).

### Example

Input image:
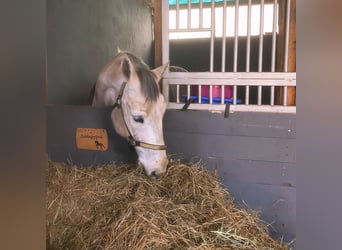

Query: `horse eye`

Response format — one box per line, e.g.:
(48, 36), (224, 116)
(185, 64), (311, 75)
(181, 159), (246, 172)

(132, 115), (144, 123)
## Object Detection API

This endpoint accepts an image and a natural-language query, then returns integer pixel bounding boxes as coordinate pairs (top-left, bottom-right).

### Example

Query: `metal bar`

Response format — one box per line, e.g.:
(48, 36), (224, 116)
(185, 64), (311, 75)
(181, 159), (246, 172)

(283, 86), (288, 106)
(163, 72), (296, 80)
(270, 86), (275, 105)
(258, 85), (262, 105)
(209, 85), (213, 104)
(271, 0), (278, 72)
(169, 28), (213, 32)
(176, 84), (180, 103)
(284, 0), (291, 72)
(165, 72), (297, 79)
(210, 0), (215, 72)
(258, 0), (265, 72)
(221, 0), (227, 72)
(199, 85), (202, 104)
(199, 0), (203, 29)
(187, 0), (191, 29)
(167, 79), (295, 86)
(221, 85), (225, 104)
(164, 72), (297, 86)
(233, 85), (237, 104)
(246, 0), (252, 72)
(233, 0), (239, 72)
(187, 84), (191, 99)
(245, 85), (249, 104)
(176, 0), (179, 29)
(162, 79), (170, 103)
(167, 103), (297, 113)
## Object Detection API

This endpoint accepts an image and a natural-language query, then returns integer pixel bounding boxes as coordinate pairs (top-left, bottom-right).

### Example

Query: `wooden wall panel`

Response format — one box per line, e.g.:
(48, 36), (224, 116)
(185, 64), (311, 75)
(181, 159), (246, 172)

(164, 109), (296, 138)
(46, 106), (296, 244)
(165, 132), (295, 163)
(46, 105), (137, 165)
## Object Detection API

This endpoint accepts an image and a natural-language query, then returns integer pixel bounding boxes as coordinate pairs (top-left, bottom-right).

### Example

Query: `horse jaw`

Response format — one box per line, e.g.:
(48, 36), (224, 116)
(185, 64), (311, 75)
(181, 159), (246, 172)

(110, 108), (129, 138)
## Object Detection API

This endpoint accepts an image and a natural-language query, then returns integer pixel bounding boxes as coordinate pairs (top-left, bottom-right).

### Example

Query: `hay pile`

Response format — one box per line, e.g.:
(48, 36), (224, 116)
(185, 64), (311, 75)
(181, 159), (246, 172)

(46, 161), (289, 250)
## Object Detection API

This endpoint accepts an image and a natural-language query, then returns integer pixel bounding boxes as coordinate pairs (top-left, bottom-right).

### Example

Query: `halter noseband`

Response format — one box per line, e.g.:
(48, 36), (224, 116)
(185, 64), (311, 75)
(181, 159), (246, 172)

(112, 81), (167, 151)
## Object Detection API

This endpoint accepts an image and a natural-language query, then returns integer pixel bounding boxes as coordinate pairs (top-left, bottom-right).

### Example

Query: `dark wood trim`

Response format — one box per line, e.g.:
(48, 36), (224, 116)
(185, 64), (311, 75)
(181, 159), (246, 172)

(154, 0), (163, 67)
(46, 49), (49, 104)
(287, 0), (296, 105)
(276, 0), (296, 106)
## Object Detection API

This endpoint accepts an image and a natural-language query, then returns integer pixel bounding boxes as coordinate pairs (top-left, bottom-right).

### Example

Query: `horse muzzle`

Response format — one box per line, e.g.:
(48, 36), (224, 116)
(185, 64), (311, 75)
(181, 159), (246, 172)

(138, 157), (168, 179)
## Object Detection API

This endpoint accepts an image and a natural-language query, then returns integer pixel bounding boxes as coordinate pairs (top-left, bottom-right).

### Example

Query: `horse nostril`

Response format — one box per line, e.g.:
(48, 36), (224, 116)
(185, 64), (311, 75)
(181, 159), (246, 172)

(150, 170), (161, 179)
(150, 171), (157, 179)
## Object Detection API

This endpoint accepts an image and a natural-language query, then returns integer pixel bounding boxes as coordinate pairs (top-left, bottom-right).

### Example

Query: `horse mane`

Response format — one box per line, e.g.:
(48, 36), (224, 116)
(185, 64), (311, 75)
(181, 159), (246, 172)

(121, 52), (159, 102)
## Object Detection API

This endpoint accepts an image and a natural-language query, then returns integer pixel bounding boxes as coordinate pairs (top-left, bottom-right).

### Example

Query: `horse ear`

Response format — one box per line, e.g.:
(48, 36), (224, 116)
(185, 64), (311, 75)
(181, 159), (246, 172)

(152, 63), (169, 83)
(152, 63), (169, 92)
(117, 46), (121, 53)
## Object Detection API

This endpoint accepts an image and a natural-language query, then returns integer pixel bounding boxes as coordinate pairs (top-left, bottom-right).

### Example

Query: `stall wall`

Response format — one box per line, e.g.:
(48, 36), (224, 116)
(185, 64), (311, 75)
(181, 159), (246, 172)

(46, 105), (296, 244)
(47, 0), (154, 105)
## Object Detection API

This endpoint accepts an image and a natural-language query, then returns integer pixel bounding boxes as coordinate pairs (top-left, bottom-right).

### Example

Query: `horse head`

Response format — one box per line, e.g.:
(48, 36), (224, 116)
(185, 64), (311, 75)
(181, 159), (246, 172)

(92, 51), (168, 179)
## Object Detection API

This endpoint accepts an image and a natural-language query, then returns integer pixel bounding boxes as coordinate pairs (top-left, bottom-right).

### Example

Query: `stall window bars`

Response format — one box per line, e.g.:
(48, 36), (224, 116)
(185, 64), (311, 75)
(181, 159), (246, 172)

(161, 0), (296, 113)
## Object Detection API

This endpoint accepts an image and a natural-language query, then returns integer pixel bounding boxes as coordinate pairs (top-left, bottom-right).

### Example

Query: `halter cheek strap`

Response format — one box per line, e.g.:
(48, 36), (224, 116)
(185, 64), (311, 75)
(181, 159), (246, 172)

(112, 81), (167, 151)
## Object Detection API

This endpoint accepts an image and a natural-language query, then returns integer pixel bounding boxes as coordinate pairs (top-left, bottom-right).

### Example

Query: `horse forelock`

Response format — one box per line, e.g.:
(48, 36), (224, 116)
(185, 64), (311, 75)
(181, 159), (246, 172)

(123, 52), (160, 102)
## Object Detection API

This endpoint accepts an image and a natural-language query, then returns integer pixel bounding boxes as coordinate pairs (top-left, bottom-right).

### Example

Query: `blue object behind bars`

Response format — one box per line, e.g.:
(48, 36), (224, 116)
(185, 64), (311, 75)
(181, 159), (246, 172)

(169, 0), (232, 5)
(183, 96), (242, 104)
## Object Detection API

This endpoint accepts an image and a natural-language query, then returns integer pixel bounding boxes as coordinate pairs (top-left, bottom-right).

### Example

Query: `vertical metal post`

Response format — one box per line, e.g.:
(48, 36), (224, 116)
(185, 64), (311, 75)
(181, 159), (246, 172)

(271, 0), (277, 106)
(246, 0), (252, 73)
(283, 86), (288, 106)
(162, 80), (170, 103)
(233, 0), (239, 72)
(258, 0), (264, 105)
(233, 85), (237, 104)
(258, 86), (262, 105)
(199, 0), (203, 29)
(284, 0), (291, 72)
(176, 84), (180, 103)
(271, 86), (275, 105)
(258, 0), (264, 72)
(187, 84), (191, 99)
(271, 0), (278, 72)
(187, 0), (191, 29)
(245, 85), (249, 105)
(221, 0), (227, 72)
(221, 85), (225, 104)
(176, 0), (179, 29)
(210, 0), (215, 72)
(209, 85), (213, 104)
(245, 0), (252, 105)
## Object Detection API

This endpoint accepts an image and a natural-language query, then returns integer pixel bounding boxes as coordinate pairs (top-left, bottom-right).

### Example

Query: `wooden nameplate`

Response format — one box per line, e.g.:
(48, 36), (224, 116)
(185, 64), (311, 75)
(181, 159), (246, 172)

(76, 128), (108, 151)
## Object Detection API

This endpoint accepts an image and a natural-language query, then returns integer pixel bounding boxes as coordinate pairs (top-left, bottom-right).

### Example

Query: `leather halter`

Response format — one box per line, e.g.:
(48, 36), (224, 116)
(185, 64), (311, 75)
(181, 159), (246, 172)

(112, 81), (167, 151)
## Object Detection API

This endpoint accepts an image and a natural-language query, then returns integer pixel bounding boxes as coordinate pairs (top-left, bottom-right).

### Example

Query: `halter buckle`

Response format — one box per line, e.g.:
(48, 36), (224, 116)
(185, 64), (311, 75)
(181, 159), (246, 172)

(128, 136), (136, 147)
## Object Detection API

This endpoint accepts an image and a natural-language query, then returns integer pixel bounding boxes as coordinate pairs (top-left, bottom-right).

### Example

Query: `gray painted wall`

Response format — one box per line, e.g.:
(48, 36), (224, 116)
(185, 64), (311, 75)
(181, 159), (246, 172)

(163, 110), (296, 245)
(46, 105), (296, 246)
(47, 0), (154, 105)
